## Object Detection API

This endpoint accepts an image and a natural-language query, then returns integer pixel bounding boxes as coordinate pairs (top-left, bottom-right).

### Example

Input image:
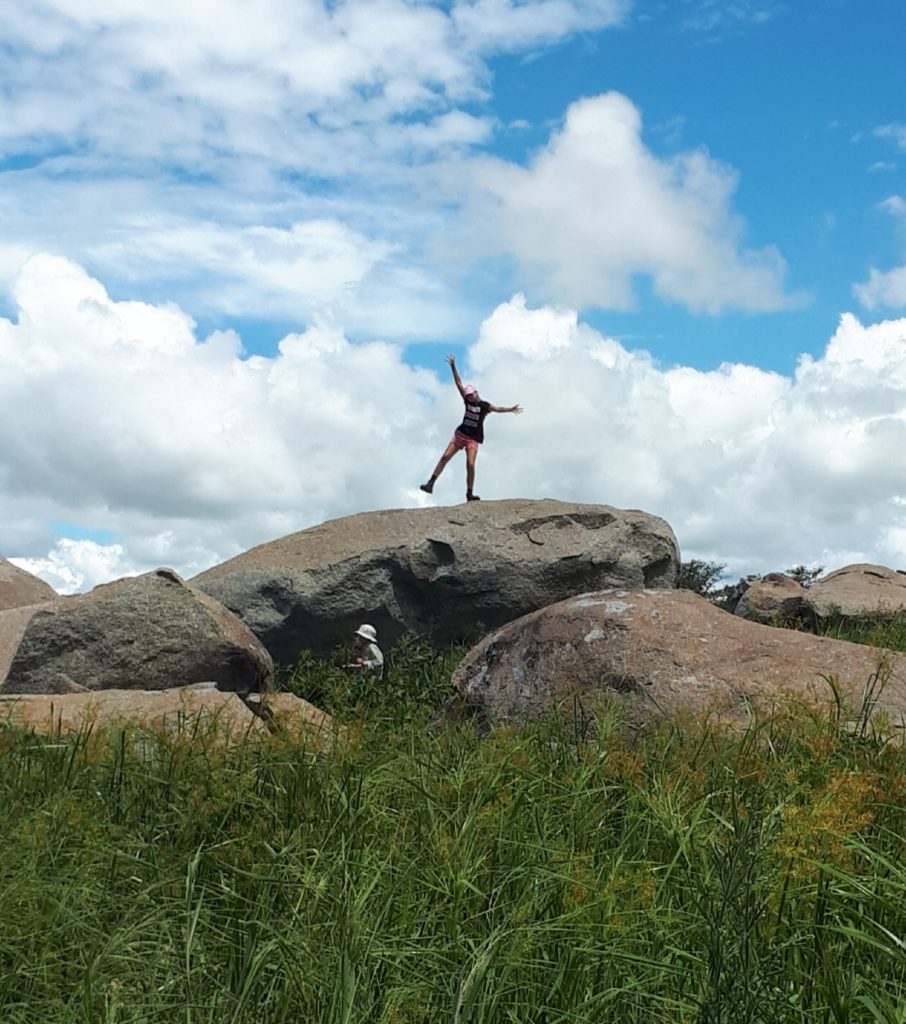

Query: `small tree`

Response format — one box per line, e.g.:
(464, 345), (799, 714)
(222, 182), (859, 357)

(785, 564), (824, 588)
(677, 559), (727, 597)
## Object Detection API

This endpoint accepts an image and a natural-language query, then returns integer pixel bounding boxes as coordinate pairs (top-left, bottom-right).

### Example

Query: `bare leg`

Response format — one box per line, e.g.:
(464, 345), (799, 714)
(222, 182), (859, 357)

(465, 447), (479, 499)
(433, 442), (458, 478)
(421, 442), (458, 492)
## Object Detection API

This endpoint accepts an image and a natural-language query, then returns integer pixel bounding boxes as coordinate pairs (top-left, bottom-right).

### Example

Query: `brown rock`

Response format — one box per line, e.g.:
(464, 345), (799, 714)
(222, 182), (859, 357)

(1, 568), (273, 694)
(805, 563), (906, 619)
(0, 683), (260, 737)
(0, 683), (336, 747)
(452, 588), (906, 735)
(0, 557), (56, 611)
(193, 498), (679, 662)
(734, 573), (808, 624)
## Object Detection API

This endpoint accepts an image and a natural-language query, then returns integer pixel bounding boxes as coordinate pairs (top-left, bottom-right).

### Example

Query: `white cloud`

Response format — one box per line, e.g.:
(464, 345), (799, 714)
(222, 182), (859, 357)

(0, 177), (477, 340)
(469, 92), (797, 314)
(91, 218), (392, 314)
(854, 267), (906, 311)
(0, 254), (444, 590)
(853, 195), (906, 311)
(881, 196), (906, 219)
(453, 0), (628, 50)
(10, 541), (136, 595)
(1, 0), (623, 170)
(874, 123), (906, 150)
(681, 0), (783, 33)
(467, 300), (906, 576)
(4, 258), (906, 595)
(0, 1), (635, 337)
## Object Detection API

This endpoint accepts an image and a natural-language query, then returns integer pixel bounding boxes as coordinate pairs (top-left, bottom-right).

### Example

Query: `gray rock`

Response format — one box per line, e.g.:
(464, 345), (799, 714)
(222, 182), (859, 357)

(1, 568), (273, 695)
(0, 557), (56, 611)
(451, 588), (906, 735)
(0, 605), (45, 685)
(192, 499), (679, 662)
(734, 573), (808, 624)
(805, 563), (906, 620)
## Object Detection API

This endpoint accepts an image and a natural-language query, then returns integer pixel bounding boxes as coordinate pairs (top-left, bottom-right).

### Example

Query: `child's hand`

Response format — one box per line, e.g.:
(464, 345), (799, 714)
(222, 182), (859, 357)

(447, 354), (456, 367)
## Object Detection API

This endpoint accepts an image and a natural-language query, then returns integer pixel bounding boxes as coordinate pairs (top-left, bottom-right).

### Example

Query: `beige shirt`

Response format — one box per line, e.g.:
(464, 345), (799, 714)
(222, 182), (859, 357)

(349, 642), (383, 672)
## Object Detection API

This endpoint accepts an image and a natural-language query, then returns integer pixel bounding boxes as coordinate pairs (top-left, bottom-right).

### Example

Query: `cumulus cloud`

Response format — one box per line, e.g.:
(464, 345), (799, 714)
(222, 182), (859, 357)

(469, 92), (797, 314)
(11, 540), (136, 595)
(467, 300), (906, 577)
(1, 254), (444, 590)
(3, 258), (905, 593)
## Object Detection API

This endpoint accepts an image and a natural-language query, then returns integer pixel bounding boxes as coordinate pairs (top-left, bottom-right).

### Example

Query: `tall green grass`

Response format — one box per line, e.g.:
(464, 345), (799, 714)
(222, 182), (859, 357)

(816, 609), (906, 655)
(1, 635), (905, 1023)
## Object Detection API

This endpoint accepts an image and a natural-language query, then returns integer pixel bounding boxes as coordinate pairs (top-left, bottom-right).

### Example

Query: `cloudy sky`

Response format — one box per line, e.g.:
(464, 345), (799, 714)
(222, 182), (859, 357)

(3, 0), (906, 593)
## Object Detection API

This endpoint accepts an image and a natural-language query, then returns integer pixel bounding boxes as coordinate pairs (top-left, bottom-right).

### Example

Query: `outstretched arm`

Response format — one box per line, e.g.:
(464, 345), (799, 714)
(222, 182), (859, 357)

(488, 403), (523, 414)
(447, 353), (466, 398)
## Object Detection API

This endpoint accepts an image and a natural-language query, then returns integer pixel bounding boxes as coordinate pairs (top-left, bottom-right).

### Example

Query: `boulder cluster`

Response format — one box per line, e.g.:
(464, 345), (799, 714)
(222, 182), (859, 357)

(2, 499), (905, 741)
(733, 564), (906, 625)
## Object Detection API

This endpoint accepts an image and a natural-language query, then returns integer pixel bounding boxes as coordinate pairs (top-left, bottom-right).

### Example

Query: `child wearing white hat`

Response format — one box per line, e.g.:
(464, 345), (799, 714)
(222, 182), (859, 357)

(347, 623), (384, 674)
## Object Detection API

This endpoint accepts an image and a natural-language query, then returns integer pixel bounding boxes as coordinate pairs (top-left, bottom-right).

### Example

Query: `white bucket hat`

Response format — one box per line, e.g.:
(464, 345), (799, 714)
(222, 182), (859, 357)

(355, 624), (377, 642)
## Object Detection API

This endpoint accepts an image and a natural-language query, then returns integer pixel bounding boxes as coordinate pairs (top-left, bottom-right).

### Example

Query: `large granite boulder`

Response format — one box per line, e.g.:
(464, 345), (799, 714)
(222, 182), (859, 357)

(192, 499), (679, 663)
(0, 557), (56, 611)
(451, 588), (906, 735)
(734, 573), (808, 624)
(0, 568), (273, 695)
(804, 564), (906, 620)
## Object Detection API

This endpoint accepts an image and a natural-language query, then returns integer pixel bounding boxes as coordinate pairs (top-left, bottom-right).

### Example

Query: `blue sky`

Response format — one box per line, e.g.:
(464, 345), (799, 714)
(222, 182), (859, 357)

(478, 0), (906, 371)
(2, 0), (906, 592)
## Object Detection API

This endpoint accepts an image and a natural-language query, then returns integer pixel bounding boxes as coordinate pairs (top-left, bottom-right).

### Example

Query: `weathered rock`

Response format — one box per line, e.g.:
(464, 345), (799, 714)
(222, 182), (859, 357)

(0, 683), (335, 746)
(193, 499), (679, 663)
(0, 605), (45, 685)
(805, 564), (906, 619)
(734, 573), (808, 624)
(451, 588), (906, 735)
(0, 557), (56, 611)
(0, 569), (273, 695)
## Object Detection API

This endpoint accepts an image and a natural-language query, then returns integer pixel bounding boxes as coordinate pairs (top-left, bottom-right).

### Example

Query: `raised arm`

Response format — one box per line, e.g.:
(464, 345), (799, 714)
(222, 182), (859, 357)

(488, 403), (523, 414)
(447, 354), (466, 398)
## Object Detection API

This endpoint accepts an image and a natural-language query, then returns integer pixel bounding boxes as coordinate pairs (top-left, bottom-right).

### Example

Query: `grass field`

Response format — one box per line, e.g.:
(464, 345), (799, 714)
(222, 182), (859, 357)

(1, 625), (905, 1023)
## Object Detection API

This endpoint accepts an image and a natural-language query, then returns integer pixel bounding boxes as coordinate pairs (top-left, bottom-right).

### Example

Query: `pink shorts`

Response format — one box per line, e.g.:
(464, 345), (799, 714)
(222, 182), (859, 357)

(451, 430), (480, 453)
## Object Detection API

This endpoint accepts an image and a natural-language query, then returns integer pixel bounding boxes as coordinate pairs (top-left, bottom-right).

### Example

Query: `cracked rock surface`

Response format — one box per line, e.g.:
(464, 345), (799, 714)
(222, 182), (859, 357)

(451, 588), (906, 734)
(192, 499), (680, 662)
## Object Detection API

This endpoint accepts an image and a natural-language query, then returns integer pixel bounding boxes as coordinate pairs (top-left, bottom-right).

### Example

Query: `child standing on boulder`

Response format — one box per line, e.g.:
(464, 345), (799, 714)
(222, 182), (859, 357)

(420, 354), (523, 502)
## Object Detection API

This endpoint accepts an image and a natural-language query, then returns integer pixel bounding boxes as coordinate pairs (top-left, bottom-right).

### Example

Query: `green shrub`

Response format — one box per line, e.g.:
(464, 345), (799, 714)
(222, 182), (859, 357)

(276, 633), (465, 724)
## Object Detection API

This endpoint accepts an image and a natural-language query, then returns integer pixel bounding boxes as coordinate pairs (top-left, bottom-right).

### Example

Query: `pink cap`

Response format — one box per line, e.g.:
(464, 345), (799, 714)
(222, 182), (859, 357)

(463, 383), (477, 395)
